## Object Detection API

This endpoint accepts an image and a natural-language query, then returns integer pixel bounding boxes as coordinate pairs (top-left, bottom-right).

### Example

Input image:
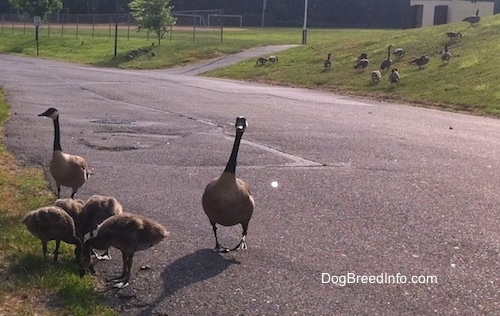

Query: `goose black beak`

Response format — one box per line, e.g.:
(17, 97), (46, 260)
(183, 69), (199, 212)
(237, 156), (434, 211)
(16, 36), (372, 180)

(38, 107), (58, 117)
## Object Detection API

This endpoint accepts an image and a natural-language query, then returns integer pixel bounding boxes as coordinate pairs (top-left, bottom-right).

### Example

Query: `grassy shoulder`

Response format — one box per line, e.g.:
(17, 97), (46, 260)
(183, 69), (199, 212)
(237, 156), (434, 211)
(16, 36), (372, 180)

(0, 88), (115, 315)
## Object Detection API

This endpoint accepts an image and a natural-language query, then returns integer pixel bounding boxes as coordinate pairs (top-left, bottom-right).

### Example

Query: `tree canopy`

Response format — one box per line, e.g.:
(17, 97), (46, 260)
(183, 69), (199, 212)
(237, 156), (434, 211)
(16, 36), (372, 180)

(129, 0), (176, 45)
(9, 0), (62, 20)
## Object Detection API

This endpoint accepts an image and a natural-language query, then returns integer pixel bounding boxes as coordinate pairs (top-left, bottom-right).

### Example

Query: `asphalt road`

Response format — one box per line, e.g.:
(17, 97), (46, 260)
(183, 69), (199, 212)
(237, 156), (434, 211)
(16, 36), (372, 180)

(0, 49), (498, 315)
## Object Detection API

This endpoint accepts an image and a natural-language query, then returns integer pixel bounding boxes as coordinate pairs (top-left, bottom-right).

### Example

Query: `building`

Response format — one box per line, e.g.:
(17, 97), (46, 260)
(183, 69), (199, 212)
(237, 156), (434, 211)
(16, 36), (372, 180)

(410, 0), (495, 27)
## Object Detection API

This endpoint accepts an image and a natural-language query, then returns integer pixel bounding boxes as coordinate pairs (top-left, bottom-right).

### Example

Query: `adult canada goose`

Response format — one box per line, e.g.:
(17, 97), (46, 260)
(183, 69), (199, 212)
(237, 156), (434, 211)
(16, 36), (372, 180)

(80, 195), (124, 260)
(202, 116), (255, 252)
(393, 48), (405, 59)
(462, 9), (480, 25)
(324, 53), (332, 69)
(79, 213), (168, 289)
(441, 45), (451, 63)
(256, 57), (268, 65)
(22, 206), (82, 261)
(446, 31), (462, 40)
(388, 68), (400, 85)
(354, 58), (369, 72)
(409, 55), (430, 69)
(380, 45), (393, 71)
(38, 108), (92, 199)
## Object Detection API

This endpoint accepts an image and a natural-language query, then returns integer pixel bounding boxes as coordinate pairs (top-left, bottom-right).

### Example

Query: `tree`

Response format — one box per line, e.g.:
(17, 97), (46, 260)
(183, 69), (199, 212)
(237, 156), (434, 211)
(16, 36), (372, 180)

(9, 0), (62, 19)
(129, 0), (176, 46)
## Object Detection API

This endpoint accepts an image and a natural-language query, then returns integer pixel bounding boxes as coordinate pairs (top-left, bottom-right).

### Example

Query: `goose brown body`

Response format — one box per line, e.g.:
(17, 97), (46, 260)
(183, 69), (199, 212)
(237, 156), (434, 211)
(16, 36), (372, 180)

(79, 213), (168, 288)
(39, 108), (91, 199)
(202, 116), (254, 252)
(203, 174), (254, 227)
(22, 206), (82, 261)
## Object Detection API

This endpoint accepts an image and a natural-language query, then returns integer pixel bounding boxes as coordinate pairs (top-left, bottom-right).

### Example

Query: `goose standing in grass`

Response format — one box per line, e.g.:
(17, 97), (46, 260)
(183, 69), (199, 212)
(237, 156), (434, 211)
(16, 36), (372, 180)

(446, 31), (462, 40)
(22, 206), (82, 261)
(388, 68), (400, 85)
(354, 53), (369, 72)
(371, 70), (382, 83)
(394, 48), (405, 59)
(79, 213), (168, 289)
(441, 45), (451, 63)
(380, 45), (393, 71)
(462, 9), (480, 25)
(324, 53), (332, 69)
(409, 55), (430, 69)
(256, 57), (268, 65)
(80, 195), (124, 260)
(202, 116), (255, 252)
(39, 108), (92, 199)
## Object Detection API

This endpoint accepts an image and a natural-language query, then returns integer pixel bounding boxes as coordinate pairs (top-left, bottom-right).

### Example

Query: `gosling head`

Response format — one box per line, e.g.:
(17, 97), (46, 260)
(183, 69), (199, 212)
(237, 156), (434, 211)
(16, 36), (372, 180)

(235, 116), (248, 132)
(79, 253), (92, 278)
(38, 107), (59, 120)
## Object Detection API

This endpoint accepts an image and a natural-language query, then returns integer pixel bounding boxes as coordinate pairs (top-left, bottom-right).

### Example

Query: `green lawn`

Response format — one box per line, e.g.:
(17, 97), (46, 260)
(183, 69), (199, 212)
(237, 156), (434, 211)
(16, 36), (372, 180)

(2, 18), (500, 115)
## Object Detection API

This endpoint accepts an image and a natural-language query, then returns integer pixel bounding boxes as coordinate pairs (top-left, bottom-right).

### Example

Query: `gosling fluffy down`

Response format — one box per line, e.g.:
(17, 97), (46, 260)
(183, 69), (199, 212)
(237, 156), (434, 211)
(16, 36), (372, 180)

(79, 213), (169, 289)
(22, 206), (82, 261)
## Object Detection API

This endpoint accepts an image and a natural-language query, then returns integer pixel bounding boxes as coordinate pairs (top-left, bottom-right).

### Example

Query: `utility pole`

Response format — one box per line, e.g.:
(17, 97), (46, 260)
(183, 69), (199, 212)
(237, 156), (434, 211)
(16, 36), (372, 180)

(261, 0), (267, 27)
(114, 0), (118, 58)
(302, 0), (308, 45)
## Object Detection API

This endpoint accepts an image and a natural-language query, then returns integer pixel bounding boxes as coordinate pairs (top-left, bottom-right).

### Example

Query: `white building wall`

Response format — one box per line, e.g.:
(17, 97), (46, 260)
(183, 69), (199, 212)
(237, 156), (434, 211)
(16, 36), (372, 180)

(410, 0), (494, 27)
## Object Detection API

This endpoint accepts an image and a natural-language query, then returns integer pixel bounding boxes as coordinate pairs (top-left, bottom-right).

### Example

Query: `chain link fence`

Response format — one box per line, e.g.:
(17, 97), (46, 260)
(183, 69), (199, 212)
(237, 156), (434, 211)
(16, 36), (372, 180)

(0, 11), (241, 40)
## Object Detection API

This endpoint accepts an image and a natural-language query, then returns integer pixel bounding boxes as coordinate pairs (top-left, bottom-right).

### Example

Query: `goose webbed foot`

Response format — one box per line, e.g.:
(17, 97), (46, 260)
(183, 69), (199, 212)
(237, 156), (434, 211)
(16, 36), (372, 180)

(112, 281), (129, 289)
(212, 243), (230, 253)
(92, 248), (111, 261)
(230, 236), (247, 252)
(106, 274), (129, 289)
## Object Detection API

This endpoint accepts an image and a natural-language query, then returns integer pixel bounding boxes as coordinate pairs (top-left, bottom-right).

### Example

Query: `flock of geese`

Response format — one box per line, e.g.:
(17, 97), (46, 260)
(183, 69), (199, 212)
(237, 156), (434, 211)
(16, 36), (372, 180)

(256, 9), (481, 87)
(324, 9), (482, 85)
(22, 108), (254, 288)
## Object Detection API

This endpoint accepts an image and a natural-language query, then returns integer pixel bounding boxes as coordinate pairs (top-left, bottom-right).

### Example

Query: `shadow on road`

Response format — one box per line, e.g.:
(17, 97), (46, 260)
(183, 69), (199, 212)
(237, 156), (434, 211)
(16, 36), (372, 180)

(138, 248), (239, 315)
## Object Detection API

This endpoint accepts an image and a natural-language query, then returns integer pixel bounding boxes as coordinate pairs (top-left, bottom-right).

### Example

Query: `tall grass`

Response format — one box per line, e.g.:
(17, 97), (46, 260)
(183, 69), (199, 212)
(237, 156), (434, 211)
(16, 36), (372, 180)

(0, 88), (115, 315)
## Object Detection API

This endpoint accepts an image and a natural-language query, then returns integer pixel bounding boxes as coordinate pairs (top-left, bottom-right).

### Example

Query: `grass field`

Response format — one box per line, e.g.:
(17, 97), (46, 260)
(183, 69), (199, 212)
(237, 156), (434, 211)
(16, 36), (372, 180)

(2, 17), (500, 116)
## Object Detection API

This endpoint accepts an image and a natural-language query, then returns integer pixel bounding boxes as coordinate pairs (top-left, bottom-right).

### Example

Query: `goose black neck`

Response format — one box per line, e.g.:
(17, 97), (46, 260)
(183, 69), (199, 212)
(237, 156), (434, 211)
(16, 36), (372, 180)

(224, 131), (243, 174)
(53, 117), (62, 151)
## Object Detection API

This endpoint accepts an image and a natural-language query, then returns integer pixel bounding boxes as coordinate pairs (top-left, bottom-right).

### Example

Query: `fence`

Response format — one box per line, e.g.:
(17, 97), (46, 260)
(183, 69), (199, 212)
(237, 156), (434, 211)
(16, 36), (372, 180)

(0, 11), (241, 41)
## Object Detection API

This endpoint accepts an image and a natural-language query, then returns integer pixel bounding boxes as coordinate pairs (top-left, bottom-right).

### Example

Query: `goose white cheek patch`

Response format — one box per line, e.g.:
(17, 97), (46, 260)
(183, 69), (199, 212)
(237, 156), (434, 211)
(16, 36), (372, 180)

(271, 181), (278, 188)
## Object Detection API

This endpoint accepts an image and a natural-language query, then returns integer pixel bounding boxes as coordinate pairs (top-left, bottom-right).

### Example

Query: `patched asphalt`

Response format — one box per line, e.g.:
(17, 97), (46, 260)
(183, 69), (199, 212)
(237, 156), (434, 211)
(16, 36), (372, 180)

(0, 48), (498, 315)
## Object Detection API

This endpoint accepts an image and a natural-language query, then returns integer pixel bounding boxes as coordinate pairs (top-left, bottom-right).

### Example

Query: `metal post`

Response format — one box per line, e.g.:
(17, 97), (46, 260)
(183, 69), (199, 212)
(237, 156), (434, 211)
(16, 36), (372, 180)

(114, 0), (118, 58)
(35, 26), (39, 56)
(261, 0), (267, 27)
(192, 12), (196, 42)
(220, 10), (224, 43)
(302, 0), (308, 45)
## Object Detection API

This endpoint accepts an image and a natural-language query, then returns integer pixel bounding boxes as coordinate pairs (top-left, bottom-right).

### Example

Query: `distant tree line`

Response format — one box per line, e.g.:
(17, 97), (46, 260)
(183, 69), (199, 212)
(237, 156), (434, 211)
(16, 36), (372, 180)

(2, 0), (499, 29)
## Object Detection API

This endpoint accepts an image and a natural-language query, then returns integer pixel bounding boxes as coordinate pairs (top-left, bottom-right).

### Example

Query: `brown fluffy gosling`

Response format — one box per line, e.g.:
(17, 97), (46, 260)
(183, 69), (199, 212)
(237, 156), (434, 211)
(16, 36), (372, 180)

(22, 206), (82, 261)
(79, 213), (169, 289)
